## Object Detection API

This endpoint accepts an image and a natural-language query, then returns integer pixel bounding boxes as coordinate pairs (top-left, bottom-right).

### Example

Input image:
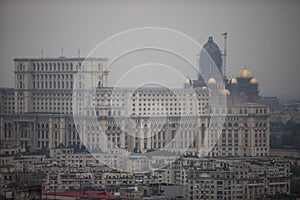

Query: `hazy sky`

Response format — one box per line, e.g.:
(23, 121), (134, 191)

(0, 0), (300, 97)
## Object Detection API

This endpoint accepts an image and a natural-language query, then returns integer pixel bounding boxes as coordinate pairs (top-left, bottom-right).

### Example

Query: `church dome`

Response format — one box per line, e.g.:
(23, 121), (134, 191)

(228, 78), (237, 84)
(237, 67), (253, 78)
(185, 77), (192, 84)
(220, 89), (230, 95)
(250, 78), (258, 84)
(208, 77), (216, 84)
(201, 36), (223, 75)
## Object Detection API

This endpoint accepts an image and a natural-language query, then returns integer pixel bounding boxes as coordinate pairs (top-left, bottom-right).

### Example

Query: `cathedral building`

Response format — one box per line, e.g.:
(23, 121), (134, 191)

(187, 36), (261, 105)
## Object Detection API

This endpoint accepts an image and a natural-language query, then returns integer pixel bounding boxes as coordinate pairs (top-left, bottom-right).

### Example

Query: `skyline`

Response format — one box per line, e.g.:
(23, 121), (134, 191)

(0, 1), (299, 199)
(0, 0), (300, 98)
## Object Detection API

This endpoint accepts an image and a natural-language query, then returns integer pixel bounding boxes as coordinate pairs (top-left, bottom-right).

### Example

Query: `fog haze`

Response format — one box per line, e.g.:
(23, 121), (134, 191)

(0, 0), (300, 97)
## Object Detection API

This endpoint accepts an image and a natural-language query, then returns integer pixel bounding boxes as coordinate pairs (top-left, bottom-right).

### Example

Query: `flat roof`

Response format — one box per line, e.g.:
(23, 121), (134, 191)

(13, 57), (108, 62)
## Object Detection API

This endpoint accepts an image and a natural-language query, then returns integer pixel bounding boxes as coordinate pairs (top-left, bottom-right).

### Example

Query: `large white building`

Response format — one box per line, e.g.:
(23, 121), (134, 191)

(0, 56), (270, 159)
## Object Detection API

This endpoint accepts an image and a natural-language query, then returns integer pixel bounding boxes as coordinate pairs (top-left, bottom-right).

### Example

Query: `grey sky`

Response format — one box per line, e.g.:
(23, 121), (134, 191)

(0, 0), (300, 97)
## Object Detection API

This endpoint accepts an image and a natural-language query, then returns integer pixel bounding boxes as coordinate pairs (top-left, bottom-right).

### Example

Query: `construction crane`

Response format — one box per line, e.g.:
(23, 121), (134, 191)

(222, 32), (228, 78)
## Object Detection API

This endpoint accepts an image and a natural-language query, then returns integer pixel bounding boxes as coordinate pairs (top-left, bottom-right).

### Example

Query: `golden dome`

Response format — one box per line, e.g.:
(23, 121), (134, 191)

(250, 78), (258, 84)
(237, 67), (253, 78)
(220, 89), (230, 95)
(185, 77), (192, 84)
(228, 78), (237, 84)
(208, 77), (216, 84)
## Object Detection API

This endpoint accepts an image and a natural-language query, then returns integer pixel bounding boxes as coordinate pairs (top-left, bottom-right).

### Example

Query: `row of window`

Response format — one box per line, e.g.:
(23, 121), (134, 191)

(131, 98), (208, 103)
(132, 93), (209, 97)
(4, 101), (14, 105)
(33, 106), (72, 112)
(17, 64), (25, 71)
(33, 74), (73, 79)
(32, 62), (75, 71)
(33, 92), (72, 97)
(33, 101), (71, 106)
(2, 108), (14, 113)
(33, 81), (73, 89)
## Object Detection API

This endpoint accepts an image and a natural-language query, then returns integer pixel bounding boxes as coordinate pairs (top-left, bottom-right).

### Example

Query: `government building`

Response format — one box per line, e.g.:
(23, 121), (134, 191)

(0, 37), (269, 159)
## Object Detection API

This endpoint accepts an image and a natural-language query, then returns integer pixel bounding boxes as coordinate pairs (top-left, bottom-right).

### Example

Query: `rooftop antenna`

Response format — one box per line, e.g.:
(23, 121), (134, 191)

(61, 48), (64, 57)
(222, 32), (228, 78)
(41, 49), (43, 58)
(78, 49), (80, 58)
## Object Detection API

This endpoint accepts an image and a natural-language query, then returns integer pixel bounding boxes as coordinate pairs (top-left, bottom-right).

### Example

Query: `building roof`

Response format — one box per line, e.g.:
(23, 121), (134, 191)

(185, 77), (192, 84)
(42, 190), (118, 199)
(250, 78), (258, 84)
(228, 78), (237, 84)
(237, 67), (253, 78)
(208, 77), (217, 84)
(13, 57), (108, 62)
(202, 36), (223, 75)
(220, 89), (230, 96)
